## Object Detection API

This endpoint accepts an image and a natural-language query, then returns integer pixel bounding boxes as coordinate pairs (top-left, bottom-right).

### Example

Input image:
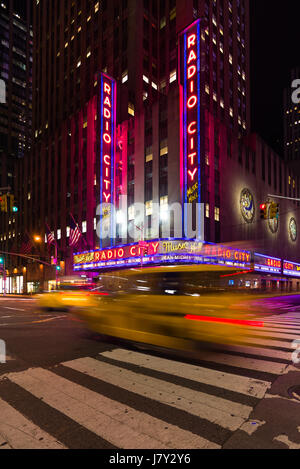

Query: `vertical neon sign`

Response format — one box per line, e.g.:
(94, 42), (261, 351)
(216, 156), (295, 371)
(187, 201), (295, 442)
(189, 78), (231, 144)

(179, 19), (201, 238)
(100, 73), (116, 247)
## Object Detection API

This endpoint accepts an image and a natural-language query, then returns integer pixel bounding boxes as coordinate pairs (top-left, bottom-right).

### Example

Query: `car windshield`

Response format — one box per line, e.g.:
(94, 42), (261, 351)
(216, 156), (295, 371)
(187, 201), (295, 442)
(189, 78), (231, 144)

(96, 270), (260, 296)
(59, 284), (95, 291)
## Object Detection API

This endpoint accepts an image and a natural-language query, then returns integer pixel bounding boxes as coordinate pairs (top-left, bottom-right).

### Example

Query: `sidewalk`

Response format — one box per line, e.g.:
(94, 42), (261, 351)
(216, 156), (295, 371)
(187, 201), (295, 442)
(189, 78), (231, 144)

(0, 294), (37, 299)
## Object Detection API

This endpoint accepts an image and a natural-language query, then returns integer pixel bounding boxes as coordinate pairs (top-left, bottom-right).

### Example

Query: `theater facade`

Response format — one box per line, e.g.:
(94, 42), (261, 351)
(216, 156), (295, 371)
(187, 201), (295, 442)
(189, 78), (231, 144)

(73, 20), (300, 293)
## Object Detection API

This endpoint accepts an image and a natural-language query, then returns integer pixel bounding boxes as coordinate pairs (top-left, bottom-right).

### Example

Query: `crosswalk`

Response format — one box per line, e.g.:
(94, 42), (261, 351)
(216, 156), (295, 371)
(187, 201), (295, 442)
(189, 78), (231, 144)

(0, 312), (300, 449)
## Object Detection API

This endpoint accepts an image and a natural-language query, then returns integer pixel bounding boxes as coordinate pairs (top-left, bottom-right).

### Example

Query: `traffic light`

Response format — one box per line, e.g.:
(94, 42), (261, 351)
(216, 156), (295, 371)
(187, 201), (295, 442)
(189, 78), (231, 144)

(269, 202), (279, 220)
(56, 266), (61, 271)
(0, 195), (7, 212)
(260, 203), (267, 219)
(0, 258), (3, 264)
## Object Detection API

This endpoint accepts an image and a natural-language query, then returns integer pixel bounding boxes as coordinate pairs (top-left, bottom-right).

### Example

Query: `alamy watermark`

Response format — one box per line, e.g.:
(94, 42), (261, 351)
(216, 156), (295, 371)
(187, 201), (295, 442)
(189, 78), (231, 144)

(291, 79), (300, 104)
(0, 339), (6, 364)
(95, 198), (205, 242)
(291, 339), (300, 365)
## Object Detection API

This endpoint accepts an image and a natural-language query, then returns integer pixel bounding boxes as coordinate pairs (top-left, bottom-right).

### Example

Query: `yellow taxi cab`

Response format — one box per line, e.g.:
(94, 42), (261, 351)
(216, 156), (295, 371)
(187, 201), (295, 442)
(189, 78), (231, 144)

(37, 282), (108, 312)
(74, 265), (265, 351)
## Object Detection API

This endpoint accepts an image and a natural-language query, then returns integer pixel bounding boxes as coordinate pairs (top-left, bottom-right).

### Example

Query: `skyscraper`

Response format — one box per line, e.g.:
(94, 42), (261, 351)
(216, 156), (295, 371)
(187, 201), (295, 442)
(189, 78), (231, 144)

(284, 67), (300, 175)
(0, 0), (32, 277)
(0, 0), (32, 187)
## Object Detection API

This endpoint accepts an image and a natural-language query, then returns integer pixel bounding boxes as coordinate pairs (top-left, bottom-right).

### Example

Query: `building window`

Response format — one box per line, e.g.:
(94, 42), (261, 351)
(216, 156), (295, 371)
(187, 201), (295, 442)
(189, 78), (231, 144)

(146, 200), (152, 216)
(214, 207), (220, 222)
(169, 70), (176, 83)
(128, 205), (134, 220)
(128, 102), (135, 116)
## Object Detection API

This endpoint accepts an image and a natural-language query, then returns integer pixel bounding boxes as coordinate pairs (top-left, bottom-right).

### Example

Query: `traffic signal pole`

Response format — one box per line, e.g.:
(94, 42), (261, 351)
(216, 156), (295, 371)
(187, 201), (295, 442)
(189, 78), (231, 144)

(55, 243), (59, 290)
(1, 257), (5, 297)
(268, 194), (300, 202)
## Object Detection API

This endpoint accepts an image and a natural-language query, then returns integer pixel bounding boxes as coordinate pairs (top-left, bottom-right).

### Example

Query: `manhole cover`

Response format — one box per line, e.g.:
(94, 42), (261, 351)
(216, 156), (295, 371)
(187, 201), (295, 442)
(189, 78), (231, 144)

(287, 386), (300, 402)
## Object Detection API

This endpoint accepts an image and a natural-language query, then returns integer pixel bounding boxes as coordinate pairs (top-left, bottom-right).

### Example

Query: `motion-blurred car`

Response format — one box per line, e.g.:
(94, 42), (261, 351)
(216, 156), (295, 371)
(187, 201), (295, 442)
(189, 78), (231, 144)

(37, 283), (108, 312)
(74, 265), (265, 351)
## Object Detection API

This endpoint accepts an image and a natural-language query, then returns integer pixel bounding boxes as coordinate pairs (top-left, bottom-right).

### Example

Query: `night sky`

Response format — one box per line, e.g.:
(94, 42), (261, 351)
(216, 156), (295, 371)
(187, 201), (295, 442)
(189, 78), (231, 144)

(250, 0), (300, 156)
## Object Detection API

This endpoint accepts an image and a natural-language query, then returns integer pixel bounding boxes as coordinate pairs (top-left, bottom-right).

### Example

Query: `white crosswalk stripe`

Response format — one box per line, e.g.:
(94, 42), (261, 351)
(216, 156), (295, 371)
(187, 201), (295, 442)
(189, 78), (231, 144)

(0, 313), (299, 449)
(0, 397), (65, 449)
(6, 367), (219, 449)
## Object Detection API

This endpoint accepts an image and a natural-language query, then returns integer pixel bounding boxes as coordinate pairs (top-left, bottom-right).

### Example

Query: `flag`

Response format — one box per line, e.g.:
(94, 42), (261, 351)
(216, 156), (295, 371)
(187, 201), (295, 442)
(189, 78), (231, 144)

(21, 232), (33, 254)
(45, 224), (55, 247)
(69, 215), (82, 247)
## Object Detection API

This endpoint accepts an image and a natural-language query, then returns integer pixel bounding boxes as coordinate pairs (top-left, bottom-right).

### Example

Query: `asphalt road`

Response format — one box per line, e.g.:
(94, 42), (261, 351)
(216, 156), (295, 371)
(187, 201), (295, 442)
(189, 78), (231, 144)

(0, 294), (299, 450)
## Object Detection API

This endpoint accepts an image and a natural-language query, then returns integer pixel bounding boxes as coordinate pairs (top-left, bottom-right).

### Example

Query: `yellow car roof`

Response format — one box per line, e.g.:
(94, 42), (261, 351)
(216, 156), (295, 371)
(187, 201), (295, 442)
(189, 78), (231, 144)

(101, 264), (244, 277)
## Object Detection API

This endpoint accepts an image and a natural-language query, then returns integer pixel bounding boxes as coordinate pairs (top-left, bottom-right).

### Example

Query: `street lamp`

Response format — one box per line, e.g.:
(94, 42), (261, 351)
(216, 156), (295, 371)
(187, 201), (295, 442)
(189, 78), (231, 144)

(34, 235), (42, 243)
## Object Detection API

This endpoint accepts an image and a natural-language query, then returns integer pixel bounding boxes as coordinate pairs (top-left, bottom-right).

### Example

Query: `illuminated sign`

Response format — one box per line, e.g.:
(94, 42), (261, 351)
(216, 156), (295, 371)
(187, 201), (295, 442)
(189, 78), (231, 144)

(254, 253), (282, 274)
(179, 20), (201, 236)
(283, 261), (300, 277)
(73, 239), (252, 271)
(100, 73), (116, 246)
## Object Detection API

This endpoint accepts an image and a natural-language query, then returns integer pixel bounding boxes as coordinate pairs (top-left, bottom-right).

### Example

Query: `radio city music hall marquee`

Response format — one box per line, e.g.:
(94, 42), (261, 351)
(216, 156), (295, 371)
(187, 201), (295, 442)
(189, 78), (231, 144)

(73, 240), (251, 270)
(99, 73), (116, 247)
(179, 19), (201, 237)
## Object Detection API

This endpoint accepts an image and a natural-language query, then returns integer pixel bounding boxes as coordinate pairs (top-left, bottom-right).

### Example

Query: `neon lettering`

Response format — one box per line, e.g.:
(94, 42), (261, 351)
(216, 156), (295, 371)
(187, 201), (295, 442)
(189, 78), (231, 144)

(187, 34), (196, 48)
(103, 96), (111, 107)
(103, 133), (111, 144)
(187, 65), (196, 79)
(151, 242), (159, 253)
(187, 95), (197, 108)
(104, 108), (111, 119)
(104, 83), (111, 94)
(188, 121), (197, 134)
(103, 192), (111, 202)
(188, 152), (197, 165)
(187, 49), (197, 64)
(188, 168), (197, 181)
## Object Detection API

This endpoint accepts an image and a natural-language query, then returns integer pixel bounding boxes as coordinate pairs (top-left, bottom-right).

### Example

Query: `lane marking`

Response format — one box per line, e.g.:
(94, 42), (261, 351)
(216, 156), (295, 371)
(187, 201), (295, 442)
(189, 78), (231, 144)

(0, 316), (66, 327)
(6, 368), (220, 449)
(3, 307), (25, 312)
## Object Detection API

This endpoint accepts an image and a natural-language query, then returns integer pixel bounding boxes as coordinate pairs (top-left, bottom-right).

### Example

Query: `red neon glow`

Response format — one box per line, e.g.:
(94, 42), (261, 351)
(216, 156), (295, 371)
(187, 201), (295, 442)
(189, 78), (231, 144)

(220, 270), (254, 278)
(184, 314), (264, 328)
(260, 204), (266, 210)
